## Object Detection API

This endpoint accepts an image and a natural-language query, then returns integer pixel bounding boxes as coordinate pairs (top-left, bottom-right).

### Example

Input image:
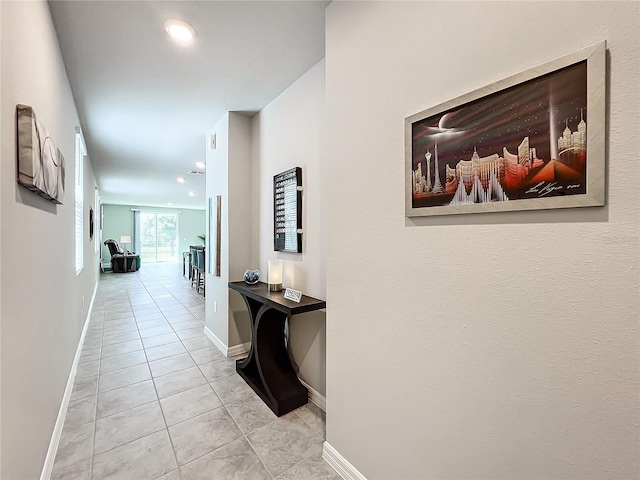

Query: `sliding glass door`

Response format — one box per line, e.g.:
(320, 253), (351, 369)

(140, 212), (179, 263)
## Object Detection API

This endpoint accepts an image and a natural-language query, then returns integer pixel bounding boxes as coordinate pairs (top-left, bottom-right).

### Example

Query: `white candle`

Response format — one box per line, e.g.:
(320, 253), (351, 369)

(268, 259), (283, 291)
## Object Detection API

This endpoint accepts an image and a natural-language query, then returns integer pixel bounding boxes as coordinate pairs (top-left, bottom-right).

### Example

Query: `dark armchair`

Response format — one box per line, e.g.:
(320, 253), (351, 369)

(104, 238), (138, 273)
(104, 238), (124, 256)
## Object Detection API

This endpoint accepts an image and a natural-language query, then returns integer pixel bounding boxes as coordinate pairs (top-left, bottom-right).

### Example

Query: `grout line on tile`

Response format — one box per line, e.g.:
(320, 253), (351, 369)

(89, 295), (104, 480)
(243, 425), (276, 480)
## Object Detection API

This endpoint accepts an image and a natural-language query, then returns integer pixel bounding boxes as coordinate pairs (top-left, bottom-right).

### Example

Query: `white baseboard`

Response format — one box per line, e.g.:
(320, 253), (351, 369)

(299, 378), (326, 412)
(203, 326), (226, 355)
(203, 326), (250, 358)
(40, 283), (98, 480)
(228, 341), (250, 357)
(323, 442), (367, 480)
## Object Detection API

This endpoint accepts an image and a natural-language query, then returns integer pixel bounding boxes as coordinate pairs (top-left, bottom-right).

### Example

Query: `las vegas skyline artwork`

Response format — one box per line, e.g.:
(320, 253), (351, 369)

(410, 60), (588, 209)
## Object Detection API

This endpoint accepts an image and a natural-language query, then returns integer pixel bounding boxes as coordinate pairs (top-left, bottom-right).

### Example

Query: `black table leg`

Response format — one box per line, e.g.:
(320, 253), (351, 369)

(236, 295), (308, 416)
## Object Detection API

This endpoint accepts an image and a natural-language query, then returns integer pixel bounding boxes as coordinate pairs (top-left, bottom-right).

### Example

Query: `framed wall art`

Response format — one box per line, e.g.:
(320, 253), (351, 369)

(89, 207), (94, 240)
(273, 167), (302, 253)
(216, 195), (221, 277)
(16, 104), (66, 204)
(208, 196), (222, 277)
(405, 41), (606, 217)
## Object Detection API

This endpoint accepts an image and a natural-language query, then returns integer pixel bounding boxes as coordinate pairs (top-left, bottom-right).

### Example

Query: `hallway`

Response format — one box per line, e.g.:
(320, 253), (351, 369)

(51, 264), (338, 480)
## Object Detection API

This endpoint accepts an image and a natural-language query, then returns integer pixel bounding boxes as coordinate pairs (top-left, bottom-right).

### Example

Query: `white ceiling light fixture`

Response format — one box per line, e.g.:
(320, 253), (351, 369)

(195, 161), (205, 169)
(188, 191), (196, 197)
(164, 19), (196, 45)
(176, 177), (185, 183)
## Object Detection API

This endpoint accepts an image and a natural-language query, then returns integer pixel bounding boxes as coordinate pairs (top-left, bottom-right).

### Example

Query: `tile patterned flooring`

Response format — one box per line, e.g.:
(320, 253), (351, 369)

(52, 263), (340, 480)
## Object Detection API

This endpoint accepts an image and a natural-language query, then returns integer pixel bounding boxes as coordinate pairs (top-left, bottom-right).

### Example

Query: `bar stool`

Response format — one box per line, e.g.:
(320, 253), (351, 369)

(196, 249), (206, 295)
(190, 248), (199, 288)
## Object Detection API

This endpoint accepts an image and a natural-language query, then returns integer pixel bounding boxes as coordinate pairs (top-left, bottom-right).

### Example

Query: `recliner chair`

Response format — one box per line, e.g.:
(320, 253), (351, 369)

(104, 238), (124, 256)
(104, 238), (137, 273)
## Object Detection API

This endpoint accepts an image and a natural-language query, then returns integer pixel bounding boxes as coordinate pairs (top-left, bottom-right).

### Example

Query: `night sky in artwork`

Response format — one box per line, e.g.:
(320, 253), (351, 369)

(411, 61), (587, 171)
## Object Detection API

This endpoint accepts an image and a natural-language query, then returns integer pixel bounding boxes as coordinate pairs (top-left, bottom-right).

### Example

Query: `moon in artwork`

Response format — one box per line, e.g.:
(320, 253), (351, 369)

(438, 113), (454, 129)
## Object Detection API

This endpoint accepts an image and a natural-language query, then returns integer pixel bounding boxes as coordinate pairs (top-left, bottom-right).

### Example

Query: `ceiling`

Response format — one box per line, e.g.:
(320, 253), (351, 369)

(48, 0), (328, 210)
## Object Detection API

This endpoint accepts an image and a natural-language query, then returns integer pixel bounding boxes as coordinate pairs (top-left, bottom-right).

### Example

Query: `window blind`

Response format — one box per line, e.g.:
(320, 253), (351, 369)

(75, 128), (86, 275)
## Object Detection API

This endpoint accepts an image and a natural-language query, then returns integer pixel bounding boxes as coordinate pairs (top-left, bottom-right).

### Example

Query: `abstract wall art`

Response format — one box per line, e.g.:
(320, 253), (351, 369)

(16, 104), (66, 204)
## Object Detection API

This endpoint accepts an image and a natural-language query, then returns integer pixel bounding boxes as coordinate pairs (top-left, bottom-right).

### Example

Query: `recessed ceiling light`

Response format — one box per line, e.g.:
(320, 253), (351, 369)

(167, 202), (173, 206)
(188, 191), (196, 197)
(164, 19), (196, 45)
(195, 161), (206, 169)
(177, 177), (185, 183)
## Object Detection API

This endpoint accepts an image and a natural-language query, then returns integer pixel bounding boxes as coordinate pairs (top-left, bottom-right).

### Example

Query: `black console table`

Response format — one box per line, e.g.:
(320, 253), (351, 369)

(228, 281), (326, 416)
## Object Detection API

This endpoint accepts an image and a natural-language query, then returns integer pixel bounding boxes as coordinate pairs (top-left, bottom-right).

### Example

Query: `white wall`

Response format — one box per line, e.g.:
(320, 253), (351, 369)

(228, 113), (253, 347)
(205, 112), (253, 350)
(325, 2), (639, 479)
(0, 2), (3, 475)
(0, 2), (4, 475)
(251, 60), (327, 395)
(0, 1), (100, 478)
(206, 114), (231, 346)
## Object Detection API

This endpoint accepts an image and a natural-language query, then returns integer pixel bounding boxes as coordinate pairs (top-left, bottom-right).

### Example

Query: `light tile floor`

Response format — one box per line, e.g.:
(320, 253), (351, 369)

(52, 263), (340, 480)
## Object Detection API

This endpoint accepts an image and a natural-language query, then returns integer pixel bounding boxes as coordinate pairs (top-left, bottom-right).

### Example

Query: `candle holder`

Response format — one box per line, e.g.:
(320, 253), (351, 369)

(267, 259), (283, 292)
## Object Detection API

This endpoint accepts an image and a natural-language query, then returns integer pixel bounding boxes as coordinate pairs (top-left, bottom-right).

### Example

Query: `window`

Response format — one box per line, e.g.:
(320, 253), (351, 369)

(139, 212), (179, 263)
(75, 128), (86, 275)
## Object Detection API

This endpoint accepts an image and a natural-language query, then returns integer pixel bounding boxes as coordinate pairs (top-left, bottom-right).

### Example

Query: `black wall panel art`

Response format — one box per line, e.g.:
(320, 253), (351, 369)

(274, 167), (302, 253)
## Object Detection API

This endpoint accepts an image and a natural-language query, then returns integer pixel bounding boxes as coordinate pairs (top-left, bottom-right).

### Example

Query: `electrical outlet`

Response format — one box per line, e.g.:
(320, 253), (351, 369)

(213, 301), (217, 313)
(210, 133), (216, 150)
